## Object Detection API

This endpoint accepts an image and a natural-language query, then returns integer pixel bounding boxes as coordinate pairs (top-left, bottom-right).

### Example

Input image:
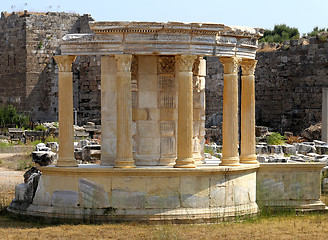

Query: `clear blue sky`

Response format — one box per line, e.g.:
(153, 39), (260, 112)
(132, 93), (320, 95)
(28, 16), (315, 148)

(2, 0), (327, 34)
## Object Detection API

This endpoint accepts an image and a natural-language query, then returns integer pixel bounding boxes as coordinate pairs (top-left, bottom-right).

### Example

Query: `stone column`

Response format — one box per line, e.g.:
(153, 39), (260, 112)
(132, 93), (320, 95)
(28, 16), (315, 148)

(220, 57), (241, 166)
(240, 59), (258, 164)
(54, 55), (77, 167)
(322, 88), (328, 143)
(114, 54), (135, 168)
(174, 55), (197, 168)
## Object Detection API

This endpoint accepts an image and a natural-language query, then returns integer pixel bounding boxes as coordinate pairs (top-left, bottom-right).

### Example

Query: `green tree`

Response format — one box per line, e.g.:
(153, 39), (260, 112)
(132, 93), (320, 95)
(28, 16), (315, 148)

(307, 26), (327, 37)
(0, 105), (29, 128)
(259, 24), (300, 43)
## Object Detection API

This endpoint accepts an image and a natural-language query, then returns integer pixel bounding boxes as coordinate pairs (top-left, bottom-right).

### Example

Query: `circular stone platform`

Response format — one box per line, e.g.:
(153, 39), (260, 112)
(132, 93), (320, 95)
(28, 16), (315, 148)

(8, 164), (259, 223)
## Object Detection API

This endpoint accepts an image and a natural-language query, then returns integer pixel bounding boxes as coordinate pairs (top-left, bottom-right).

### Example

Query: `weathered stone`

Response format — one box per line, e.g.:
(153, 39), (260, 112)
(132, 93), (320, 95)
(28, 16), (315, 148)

(51, 190), (79, 207)
(35, 143), (50, 151)
(256, 145), (268, 154)
(267, 145), (283, 154)
(282, 144), (296, 155)
(32, 151), (57, 166)
(46, 142), (59, 152)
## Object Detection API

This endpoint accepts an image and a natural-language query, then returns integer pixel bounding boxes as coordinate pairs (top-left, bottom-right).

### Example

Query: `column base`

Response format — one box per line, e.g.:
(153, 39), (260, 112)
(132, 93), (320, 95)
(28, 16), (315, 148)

(158, 157), (176, 166)
(114, 158), (136, 168)
(56, 157), (78, 167)
(220, 156), (240, 166)
(174, 158), (196, 168)
(193, 153), (203, 165)
(240, 155), (258, 164)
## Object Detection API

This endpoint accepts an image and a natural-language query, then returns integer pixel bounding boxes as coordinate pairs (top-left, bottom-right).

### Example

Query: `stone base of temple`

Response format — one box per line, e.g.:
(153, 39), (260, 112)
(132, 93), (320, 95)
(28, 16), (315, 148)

(7, 164), (259, 223)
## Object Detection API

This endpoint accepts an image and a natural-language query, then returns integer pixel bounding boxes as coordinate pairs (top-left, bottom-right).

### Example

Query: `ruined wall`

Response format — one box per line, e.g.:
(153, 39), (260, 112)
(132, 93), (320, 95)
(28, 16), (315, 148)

(75, 55), (101, 125)
(0, 13), (27, 111)
(0, 11), (93, 122)
(205, 40), (328, 135)
(255, 41), (328, 134)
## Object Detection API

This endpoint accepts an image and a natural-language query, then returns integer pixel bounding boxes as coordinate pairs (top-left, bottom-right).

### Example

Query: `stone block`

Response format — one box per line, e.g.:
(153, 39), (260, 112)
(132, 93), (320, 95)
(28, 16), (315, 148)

(138, 55), (157, 74)
(138, 120), (160, 138)
(101, 120), (116, 138)
(101, 91), (116, 121)
(139, 74), (157, 91)
(160, 109), (177, 121)
(14, 183), (27, 202)
(139, 91), (158, 108)
(51, 190), (79, 208)
(267, 145), (283, 154)
(160, 121), (175, 137)
(180, 176), (210, 208)
(282, 144), (296, 155)
(138, 137), (160, 156)
(101, 137), (116, 156)
(79, 178), (110, 208)
(160, 137), (176, 155)
(145, 177), (180, 209)
(256, 145), (268, 154)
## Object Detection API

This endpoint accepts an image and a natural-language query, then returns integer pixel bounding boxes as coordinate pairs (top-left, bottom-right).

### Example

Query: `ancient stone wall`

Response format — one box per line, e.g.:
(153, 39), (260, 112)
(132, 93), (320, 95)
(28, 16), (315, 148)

(0, 13), (27, 111)
(205, 40), (328, 136)
(0, 11), (93, 123)
(255, 41), (328, 134)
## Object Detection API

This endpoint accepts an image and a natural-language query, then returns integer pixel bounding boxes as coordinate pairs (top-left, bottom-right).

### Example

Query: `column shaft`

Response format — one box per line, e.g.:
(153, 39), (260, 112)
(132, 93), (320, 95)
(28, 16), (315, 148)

(175, 55), (197, 168)
(240, 59), (258, 164)
(114, 54), (135, 168)
(220, 57), (241, 166)
(54, 55), (77, 167)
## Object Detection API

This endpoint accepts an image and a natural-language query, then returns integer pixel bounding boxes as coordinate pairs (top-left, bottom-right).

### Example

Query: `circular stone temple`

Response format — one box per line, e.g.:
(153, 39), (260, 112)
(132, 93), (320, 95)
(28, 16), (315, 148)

(8, 21), (265, 222)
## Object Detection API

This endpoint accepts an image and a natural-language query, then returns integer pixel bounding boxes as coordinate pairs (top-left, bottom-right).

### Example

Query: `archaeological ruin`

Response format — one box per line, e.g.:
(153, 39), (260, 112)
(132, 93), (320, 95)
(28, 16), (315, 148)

(6, 18), (327, 222)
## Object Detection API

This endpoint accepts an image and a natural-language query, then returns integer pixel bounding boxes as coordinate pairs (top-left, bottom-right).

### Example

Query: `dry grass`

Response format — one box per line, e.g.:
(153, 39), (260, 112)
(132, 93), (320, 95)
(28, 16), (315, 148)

(0, 213), (328, 239)
(0, 153), (33, 171)
(1, 156), (328, 239)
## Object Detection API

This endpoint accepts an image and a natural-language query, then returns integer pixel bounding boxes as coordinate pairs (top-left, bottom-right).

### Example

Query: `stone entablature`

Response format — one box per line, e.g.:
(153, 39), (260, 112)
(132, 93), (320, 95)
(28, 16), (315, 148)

(61, 22), (263, 59)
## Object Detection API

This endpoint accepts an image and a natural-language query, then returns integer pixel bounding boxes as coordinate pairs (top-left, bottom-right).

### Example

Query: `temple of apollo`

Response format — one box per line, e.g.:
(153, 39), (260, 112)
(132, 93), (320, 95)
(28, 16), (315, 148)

(8, 21), (326, 222)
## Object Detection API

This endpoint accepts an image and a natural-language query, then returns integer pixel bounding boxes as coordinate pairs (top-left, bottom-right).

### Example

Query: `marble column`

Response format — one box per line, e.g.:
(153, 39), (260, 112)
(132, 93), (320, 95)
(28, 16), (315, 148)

(54, 55), (77, 167)
(114, 54), (135, 168)
(240, 59), (258, 164)
(174, 55), (197, 168)
(220, 57), (241, 166)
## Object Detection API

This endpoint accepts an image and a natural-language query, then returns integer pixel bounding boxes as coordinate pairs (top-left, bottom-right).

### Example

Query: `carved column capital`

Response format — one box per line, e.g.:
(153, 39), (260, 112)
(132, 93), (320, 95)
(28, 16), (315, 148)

(241, 59), (258, 76)
(220, 57), (241, 75)
(54, 55), (76, 72)
(176, 55), (197, 72)
(115, 54), (132, 72)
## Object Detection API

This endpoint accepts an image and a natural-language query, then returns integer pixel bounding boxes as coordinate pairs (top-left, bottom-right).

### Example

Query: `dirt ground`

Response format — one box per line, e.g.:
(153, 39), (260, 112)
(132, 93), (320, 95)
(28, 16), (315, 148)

(0, 153), (24, 192)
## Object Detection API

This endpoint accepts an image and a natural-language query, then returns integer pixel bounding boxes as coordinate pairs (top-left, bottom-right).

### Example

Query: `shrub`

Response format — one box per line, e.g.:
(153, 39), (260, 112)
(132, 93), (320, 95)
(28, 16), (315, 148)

(0, 105), (29, 129)
(266, 132), (286, 145)
(259, 24), (300, 43)
(34, 124), (47, 131)
(285, 135), (304, 144)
